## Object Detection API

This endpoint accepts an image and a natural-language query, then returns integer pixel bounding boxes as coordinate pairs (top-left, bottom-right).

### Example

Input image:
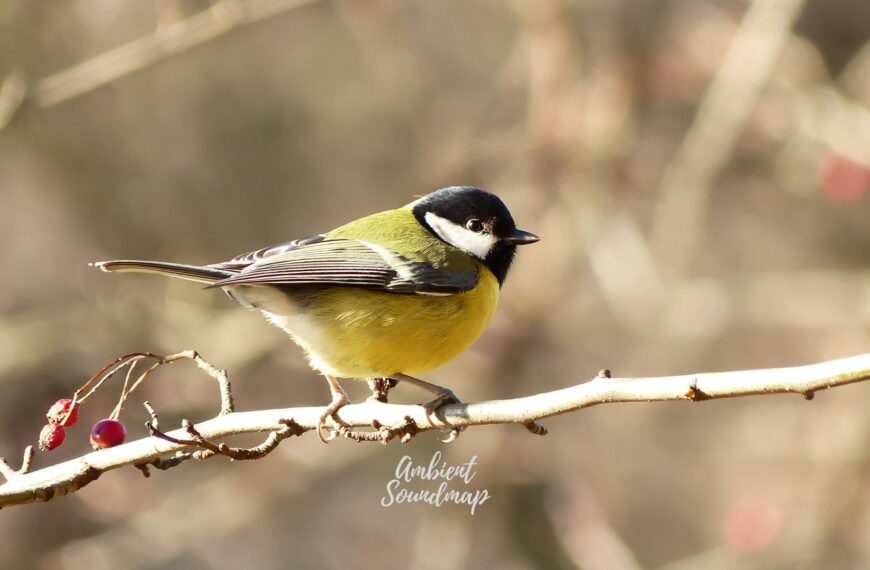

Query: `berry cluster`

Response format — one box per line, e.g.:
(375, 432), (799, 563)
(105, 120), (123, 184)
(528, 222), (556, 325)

(38, 398), (126, 452)
(34, 352), (192, 455)
(37, 399), (77, 451)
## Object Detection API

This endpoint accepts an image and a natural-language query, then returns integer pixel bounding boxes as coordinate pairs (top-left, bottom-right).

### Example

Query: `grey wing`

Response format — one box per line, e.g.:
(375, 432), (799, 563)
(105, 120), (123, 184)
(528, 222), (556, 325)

(210, 234), (327, 271)
(208, 239), (478, 295)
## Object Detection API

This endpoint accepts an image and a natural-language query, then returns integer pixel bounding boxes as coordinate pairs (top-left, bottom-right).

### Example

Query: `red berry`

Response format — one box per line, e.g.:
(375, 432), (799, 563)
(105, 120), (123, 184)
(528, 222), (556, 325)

(47, 399), (79, 426)
(90, 419), (126, 449)
(822, 155), (869, 203)
(38, 424), (66, 451)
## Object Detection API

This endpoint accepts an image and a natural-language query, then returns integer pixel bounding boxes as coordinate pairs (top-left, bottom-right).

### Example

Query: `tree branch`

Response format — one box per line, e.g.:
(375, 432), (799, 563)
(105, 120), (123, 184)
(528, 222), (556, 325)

(3, 352), (870, 509)
(0, 0), (321, 131)
(651, 0), (807, 278)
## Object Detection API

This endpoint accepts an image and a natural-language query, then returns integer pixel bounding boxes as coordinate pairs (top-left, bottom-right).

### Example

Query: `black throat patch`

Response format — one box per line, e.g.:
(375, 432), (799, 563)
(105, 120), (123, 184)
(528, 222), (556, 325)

(481, 242), (517, 287)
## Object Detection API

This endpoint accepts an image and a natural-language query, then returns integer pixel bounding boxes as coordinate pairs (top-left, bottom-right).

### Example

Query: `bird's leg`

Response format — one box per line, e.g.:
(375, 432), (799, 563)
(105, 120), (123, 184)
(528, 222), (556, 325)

(318, 375), (350, 443)
(391, 373), (463, 415)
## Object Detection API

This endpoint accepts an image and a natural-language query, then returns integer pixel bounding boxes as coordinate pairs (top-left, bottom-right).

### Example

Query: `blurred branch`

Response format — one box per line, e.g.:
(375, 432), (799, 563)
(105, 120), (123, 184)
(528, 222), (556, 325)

(0, 0), (320, 131)
(794, 87), (870, 163)
(4, 351), (870, 509)
(651, 0), (806, 278)
(0, 73), (27, 129)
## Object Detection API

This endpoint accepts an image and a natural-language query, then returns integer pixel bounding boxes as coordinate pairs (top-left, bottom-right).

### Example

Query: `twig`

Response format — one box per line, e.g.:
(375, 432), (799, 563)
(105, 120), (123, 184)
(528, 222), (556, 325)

(651, 0), (807, 277)
(186, 351), (234, 415)
(0, 0), (321, 131)
(0, 73), (26, 130)
(110, 360), (139, 419)
(134, 452), (195, 478)
(3, 351), (870, 508)
(147, 418), (303, 460)
(0, 447), (34, 482)
(337, 417), (421, 444)
(143, 401), (161, 430)
(82, 350), (234, 416)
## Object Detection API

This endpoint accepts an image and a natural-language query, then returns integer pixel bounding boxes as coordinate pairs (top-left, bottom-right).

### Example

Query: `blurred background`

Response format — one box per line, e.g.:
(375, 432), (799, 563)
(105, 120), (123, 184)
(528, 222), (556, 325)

(2, 0), (870, 568)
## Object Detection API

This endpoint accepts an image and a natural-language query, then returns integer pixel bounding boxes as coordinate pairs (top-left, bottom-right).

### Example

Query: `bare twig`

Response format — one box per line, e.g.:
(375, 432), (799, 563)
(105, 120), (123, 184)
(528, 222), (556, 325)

(338, 416), (421, 444)
(651, 0), (807, 277)
(187, 351), (234, 415)
(143, 401), (161, 430)
(134, 452), (195, 478)
(0, 73), (27, 130)
(110, 360), (139, 419)
(0, 446), (34, 482)
(119, 351), (234, 414)
(3, 351), (870, 508)
(78, 350), (234, 416)
(0, 0), (320, 132)
(147, 418), (303, 460)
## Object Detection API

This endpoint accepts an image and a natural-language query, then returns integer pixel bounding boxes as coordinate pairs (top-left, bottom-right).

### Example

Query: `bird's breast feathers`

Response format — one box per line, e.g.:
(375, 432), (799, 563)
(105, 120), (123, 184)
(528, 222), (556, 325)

(219, 206), (501, 378)
(236, 264), (500, 379)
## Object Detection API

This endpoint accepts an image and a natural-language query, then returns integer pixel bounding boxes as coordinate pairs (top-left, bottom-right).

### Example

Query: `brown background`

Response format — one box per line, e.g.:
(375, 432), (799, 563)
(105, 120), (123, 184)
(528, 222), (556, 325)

(2, 0), (870, 568)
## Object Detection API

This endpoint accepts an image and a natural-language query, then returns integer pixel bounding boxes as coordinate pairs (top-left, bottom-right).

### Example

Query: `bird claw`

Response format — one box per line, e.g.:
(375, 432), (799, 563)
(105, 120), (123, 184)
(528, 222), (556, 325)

(318, 425), (339, 442)
(440, 427), (464, 444)
(317, 406), (346, 443)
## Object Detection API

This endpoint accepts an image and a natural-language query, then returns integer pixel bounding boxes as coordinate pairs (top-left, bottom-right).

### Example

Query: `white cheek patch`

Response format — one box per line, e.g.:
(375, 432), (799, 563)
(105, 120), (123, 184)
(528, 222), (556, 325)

(424, 212), (497, 259)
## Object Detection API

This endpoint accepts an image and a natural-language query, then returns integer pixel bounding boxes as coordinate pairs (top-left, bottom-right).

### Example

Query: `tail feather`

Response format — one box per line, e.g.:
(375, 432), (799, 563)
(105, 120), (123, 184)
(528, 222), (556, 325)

(91, 260), (234, 284)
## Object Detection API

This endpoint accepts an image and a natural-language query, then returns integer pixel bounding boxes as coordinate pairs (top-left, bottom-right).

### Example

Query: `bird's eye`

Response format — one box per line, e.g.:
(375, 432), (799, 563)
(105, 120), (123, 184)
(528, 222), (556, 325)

(466, 219), (484, 232)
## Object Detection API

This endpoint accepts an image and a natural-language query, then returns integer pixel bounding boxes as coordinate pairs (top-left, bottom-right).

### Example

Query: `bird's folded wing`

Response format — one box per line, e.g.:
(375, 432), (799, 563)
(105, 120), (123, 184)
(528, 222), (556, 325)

(210, 234), (328, 270)
(208, 239), (478, 295)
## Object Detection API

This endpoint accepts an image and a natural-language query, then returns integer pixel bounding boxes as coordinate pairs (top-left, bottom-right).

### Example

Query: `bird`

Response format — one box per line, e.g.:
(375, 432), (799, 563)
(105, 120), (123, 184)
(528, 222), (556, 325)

(93, 186), (539, 441)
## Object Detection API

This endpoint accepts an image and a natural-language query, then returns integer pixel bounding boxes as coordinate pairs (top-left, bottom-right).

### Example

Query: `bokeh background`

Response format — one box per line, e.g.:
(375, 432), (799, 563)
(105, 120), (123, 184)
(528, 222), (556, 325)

(2, 0), (870, 568)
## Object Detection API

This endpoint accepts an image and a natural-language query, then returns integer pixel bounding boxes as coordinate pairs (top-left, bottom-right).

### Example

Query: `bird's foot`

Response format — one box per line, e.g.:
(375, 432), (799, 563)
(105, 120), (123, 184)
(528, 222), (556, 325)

(421, 387), (463, 417)
(390, 373), (463, 422)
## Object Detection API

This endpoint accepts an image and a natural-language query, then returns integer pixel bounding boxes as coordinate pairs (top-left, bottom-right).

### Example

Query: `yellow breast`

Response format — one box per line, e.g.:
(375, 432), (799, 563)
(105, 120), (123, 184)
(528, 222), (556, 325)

(281, 266), (500, 378)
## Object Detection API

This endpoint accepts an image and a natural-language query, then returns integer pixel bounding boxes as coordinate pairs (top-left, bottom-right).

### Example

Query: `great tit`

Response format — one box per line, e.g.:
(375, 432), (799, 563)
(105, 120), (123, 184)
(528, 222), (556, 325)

(94, 186), (539, 441)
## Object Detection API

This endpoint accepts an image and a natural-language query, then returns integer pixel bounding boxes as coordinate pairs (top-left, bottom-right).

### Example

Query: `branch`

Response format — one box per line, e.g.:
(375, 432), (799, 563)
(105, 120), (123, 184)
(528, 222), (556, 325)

(3, 352), (870, 509)
(651, 0), (807, 277)
(0, 0), (321, 131)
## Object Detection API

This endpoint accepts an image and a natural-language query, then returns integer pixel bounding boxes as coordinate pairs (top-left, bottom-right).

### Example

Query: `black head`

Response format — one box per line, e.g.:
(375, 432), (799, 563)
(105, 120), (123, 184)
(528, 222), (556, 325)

(411, 186), (539, 286)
